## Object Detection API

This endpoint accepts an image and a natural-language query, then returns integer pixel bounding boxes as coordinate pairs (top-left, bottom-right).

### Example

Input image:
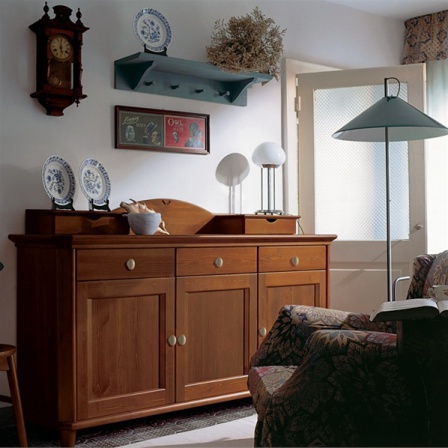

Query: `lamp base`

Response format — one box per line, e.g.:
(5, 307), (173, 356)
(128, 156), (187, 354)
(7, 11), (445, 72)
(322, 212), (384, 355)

(255, 209), (285, 215)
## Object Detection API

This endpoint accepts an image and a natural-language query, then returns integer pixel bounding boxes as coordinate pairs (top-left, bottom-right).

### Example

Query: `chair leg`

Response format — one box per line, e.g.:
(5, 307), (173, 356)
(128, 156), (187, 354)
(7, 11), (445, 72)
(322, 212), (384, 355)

(6, 355), (27, 447)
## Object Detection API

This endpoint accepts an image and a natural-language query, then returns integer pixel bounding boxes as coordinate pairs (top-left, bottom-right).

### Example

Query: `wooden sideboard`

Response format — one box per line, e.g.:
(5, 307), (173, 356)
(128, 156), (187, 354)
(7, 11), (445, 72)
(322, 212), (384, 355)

(9, 201), (336, 446)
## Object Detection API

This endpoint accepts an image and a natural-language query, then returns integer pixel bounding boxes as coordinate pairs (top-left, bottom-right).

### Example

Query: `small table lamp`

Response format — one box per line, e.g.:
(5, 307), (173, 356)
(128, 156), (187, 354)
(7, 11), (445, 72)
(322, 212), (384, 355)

(215, 153), (250, 213)
(252, 141), (286, 215)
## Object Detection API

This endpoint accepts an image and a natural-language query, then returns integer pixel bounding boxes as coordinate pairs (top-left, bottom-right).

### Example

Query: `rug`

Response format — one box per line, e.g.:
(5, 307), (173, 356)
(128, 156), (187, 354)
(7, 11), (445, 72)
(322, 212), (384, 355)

(0, 398), (255, 447)
(119, 414), (257, 448)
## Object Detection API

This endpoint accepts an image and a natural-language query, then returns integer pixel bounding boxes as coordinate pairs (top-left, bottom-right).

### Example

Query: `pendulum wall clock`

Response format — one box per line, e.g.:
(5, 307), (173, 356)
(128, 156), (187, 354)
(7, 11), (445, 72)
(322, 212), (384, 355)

(29, 3), (89, 116)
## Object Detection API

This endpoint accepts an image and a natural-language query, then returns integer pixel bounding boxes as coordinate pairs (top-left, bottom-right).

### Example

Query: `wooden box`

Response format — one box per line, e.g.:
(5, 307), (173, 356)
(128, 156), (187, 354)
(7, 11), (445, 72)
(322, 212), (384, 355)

(201, 214), (299, 235)
(25, 210), (130, 235)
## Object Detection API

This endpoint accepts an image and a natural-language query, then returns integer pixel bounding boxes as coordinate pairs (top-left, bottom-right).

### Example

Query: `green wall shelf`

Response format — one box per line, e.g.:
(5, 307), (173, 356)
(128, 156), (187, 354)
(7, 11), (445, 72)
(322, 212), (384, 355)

(114, 52), (273, 106)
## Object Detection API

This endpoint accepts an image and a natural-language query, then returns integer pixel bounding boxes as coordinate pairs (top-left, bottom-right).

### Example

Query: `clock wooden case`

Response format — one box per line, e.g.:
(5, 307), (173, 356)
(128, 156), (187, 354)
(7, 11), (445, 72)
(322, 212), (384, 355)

(29, 3), (88, 116)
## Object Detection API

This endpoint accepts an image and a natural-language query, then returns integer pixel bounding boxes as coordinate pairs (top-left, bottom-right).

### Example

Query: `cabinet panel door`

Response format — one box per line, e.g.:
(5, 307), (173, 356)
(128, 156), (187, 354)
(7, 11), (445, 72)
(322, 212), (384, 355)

(77, 278), (175, 419)
(176, 274), (257, 402)
(258, 270), (327, 343)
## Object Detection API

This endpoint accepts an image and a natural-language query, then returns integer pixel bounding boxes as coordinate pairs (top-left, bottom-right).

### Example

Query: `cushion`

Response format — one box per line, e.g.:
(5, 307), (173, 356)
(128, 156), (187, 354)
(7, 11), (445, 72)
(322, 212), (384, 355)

(423, 250), (448, 297)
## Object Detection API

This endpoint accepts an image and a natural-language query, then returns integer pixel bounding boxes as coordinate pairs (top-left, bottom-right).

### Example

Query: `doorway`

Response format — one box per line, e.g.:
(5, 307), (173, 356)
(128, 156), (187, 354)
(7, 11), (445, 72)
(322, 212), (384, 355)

(282, 60), (427, 313)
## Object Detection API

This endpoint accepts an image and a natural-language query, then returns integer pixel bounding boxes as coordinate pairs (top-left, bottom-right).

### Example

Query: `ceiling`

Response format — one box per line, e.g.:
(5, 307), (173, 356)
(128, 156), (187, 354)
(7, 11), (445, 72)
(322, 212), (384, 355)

(325, 0), (448, 20)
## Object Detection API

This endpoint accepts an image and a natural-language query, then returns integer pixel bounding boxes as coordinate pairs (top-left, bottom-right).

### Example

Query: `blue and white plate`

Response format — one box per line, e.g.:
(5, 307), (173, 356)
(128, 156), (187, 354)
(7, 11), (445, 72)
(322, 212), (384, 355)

(79, 158), (111, 206)
(133, 8), (171, 52)
(42, 155), (76, 205)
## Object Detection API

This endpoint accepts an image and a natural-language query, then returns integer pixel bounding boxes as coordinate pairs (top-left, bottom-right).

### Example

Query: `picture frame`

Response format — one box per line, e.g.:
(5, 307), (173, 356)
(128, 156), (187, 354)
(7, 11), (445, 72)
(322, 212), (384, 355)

(115, 105), (210, 155)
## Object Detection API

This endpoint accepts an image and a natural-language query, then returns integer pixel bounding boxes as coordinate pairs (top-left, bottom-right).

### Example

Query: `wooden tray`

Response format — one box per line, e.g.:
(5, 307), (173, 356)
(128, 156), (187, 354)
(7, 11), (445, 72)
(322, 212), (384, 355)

(114, 199), (299, 235)
(25, 210), (129, 235)
(201, 214), (299, 235)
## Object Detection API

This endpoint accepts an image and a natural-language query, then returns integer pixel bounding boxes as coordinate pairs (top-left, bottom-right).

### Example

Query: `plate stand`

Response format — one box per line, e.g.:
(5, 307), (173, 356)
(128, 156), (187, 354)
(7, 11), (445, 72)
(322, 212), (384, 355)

(89, 199), (110, 212)
(144, 45), (167, 56)
(52, 198), (75, 211)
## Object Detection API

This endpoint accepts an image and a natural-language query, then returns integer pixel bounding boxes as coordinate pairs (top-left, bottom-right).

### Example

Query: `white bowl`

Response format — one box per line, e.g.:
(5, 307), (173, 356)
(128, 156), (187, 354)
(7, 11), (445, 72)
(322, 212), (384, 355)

(126, 213), (161, 235)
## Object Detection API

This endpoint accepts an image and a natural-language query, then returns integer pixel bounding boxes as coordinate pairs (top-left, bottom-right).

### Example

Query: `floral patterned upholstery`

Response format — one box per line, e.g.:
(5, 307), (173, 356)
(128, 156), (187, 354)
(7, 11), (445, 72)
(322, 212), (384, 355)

(248, 253), (443, 447)
(422, 251), (448, 297)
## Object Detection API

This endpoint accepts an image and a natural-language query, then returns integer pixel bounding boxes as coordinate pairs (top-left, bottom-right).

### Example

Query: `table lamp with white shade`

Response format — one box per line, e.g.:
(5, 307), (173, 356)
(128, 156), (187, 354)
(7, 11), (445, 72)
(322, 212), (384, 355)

(252, 141), (286, 215)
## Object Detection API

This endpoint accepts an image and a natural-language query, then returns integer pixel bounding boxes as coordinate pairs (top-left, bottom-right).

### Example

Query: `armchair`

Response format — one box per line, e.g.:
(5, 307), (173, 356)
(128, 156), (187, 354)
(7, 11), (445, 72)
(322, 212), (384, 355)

(248, 251), (447, 447)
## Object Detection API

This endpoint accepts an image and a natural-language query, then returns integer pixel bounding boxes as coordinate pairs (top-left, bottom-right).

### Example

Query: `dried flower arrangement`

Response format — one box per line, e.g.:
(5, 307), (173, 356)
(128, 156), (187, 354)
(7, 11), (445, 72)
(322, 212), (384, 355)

(206, 7), (286, 80)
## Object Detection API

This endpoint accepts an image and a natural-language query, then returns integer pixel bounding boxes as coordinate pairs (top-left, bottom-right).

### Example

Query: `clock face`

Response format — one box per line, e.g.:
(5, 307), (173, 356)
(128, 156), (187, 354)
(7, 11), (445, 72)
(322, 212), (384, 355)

(49, 34), (73, 61)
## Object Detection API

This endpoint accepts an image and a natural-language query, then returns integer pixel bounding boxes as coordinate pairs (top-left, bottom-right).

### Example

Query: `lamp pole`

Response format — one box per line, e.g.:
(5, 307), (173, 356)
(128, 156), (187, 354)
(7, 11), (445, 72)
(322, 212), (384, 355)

(385, 126), (392, 302)
(266, 164), (276, 214)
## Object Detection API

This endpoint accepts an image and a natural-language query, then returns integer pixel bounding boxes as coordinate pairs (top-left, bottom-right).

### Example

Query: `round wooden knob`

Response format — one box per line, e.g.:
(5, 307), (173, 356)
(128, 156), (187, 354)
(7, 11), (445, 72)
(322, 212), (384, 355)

(177, 334), (187, 346)
(214, 257), (224, 268)
(126, 259), (136, 270)
(291, 256), (299, 267)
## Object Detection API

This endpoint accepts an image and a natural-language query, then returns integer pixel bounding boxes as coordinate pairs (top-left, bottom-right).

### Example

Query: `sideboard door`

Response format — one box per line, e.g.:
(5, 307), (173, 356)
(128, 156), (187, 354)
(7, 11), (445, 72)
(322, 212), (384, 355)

(257, 245), (328, 343)
(76, 277), (175, 419)
(258, 270), (327, 343)
(175, 273), (257, 403)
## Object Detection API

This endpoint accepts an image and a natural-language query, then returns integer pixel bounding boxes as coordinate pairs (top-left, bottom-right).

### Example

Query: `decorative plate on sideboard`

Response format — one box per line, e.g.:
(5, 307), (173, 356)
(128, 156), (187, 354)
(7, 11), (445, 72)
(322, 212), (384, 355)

(79, 158), (111, 206)
(42, 155), (76, 206)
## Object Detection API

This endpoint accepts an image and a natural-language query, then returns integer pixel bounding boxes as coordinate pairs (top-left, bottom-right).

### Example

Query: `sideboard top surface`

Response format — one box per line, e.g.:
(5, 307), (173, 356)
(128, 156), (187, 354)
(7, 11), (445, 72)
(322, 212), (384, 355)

(9, 233), (337, 249)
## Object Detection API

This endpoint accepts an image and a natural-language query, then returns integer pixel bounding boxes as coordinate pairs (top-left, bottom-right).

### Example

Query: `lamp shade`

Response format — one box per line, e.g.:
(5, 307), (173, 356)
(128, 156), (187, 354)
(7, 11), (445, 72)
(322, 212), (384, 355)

(252, 142), (286, 167)
(332, 96), (448, 142)
(215, 153), (250, 187)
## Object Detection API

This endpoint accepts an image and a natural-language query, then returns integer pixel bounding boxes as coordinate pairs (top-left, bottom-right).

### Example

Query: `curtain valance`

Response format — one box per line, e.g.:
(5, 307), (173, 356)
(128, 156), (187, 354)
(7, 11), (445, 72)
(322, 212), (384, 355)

(402, 10), (448, 64)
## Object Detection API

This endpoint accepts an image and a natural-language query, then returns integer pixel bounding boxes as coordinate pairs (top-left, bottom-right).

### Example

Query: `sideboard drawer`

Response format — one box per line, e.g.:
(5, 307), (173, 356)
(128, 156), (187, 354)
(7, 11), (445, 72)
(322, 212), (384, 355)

(176, 247), (257, 276)
(259, 246), (326, 272)
(77, 248), (175, 280)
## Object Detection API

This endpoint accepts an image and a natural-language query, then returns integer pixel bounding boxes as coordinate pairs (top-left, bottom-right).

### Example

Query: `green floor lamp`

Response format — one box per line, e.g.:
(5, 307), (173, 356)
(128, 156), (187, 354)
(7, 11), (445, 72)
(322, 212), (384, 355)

(332, 77), (448, 302)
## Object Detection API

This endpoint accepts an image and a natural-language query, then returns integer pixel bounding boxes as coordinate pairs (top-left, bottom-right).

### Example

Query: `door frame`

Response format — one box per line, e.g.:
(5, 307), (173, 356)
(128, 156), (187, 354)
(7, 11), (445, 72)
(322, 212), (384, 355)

(281, 57), (336, 215)
(282, 60), (427, 312)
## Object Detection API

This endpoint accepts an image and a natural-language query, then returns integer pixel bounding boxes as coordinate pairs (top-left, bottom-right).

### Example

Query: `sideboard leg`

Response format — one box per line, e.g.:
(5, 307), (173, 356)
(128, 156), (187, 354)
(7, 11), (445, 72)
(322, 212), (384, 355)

(59, 429), (76, 447)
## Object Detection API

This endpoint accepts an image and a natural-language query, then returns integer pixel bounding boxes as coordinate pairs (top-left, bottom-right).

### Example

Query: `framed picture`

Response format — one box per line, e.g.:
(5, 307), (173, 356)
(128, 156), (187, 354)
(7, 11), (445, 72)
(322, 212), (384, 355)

(115, 106), (210, 155)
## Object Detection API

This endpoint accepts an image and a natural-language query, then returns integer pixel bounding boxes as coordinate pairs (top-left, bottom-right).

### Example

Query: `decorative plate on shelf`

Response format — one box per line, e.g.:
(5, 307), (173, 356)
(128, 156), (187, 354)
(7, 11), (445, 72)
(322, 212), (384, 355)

(133, 8), (171, 52)
(42, 155), (76, 205)
(79, 158), (111, 205)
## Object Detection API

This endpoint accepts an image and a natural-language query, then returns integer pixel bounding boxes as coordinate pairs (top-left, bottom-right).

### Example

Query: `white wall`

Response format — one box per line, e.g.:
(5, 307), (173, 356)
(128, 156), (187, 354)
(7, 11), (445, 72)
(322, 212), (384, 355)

(0, 0), (404, 397)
